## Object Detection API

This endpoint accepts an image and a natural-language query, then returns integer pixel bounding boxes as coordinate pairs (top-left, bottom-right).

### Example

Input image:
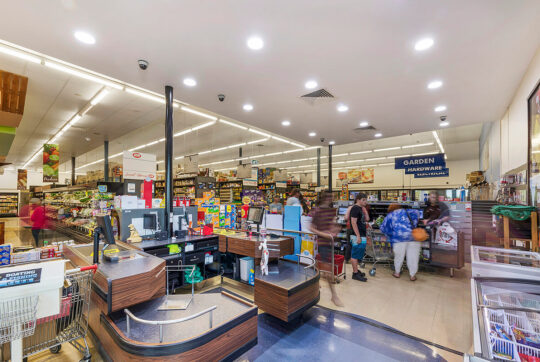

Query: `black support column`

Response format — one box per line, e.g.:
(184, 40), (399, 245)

(316, 148), (321, 187)
(104, 140), (109, 182)
(164, 86), (174, 238)
(71, 156), (76, 185)
(328, 145), (332, 192)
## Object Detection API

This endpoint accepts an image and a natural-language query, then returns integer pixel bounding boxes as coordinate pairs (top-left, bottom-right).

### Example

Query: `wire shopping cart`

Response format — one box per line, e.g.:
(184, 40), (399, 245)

(21, 264), (97, 362)
(365, 228), (393, 276)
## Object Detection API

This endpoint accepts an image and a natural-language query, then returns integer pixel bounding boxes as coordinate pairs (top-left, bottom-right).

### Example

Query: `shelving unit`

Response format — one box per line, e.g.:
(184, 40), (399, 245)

(154, 180), (165, 198)
(173, 176), (215, 199)
(217, 180), (243, 204)
(258, 182), (288, 203)
(0, 192), (18, 216)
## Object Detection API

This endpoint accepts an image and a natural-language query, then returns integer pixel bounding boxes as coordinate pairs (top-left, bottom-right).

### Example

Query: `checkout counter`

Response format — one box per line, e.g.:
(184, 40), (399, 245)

(63, 215), (257, 361)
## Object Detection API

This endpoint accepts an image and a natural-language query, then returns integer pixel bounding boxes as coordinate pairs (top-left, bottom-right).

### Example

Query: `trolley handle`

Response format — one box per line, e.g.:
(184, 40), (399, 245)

(67, 264), (98, 275)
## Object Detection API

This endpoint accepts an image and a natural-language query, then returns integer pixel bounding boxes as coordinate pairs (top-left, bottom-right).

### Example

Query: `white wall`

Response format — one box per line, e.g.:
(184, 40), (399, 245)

(483, 46), (540, 179)
(0, 169), (74, 192)
(337, 159), (478, 190)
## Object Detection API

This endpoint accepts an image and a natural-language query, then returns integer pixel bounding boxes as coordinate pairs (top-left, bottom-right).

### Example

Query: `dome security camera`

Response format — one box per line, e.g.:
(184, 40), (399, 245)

(138, 59), (149, 70)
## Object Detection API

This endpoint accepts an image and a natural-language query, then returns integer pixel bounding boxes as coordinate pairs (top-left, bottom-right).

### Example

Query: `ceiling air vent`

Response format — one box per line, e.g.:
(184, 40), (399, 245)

(301, 88), (334, 98)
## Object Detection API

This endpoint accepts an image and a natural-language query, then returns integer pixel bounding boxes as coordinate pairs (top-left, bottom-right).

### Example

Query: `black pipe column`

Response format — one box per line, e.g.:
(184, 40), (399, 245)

(328, 144), (333, 192)
(316, 148), (321, 187)
(164, 86), (174, 238)
(104, 140), (109, 182)
(71, 156), (76, 185)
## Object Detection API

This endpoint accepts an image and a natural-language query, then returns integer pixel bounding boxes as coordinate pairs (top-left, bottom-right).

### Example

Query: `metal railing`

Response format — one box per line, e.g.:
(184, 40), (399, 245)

(265, 228), (316, 236)
(124, 305), (217, 343)
(295, 254), (316, 280)
(158, 264), (197, 311)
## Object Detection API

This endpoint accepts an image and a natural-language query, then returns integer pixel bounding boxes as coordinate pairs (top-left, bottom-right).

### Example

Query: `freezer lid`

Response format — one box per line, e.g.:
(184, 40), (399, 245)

(472, 246), (540, 268)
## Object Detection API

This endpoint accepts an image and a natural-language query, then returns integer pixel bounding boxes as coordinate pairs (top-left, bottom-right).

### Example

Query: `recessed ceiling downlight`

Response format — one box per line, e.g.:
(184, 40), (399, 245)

(337, 104), (349, 112)
(281, 120), (291, 126)
(374, 133), (382, 138)
(74, 31), (96, 44)
(414, 38), (434, 51)
(309, 132), (316, 137)
(427, 80), (443, 89)
(247, 36), (264, 50)
(359, 121), (369, 127)
(243, 104), (254, 111)
(329, 140), (335, 145)
(305, 80), (318, 89)
(435, 105), (447, 112)
(183, 78), (197, 87)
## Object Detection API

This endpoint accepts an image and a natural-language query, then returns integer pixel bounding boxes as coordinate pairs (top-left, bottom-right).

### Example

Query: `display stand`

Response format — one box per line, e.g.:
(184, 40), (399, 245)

(501, 211), (538, 251)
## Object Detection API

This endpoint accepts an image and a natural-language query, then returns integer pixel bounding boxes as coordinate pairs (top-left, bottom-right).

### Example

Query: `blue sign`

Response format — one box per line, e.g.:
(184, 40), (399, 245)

(405, 165), (446, 175)
(98, 185), (107, 192)
(395, 153), (445, 170)
(413, 168), (449, 178)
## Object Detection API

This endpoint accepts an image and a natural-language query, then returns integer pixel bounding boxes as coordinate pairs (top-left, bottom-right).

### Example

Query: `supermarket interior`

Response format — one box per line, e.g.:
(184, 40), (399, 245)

(0, 1), (540, 361)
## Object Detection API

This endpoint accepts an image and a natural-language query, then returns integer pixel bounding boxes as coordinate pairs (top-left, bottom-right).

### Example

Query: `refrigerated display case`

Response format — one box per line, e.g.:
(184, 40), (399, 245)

(471, 278), (540, 361)
(472, 246), (540, 281)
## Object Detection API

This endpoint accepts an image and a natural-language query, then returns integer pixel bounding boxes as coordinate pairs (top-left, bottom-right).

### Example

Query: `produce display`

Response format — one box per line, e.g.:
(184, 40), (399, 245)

(44, 189), (115, 237)
(42, 144), (60, 182)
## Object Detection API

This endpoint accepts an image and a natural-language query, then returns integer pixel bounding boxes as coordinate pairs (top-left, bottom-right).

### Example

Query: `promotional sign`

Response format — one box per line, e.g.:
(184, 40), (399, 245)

(123, 151), (156, 180)
(184, 154), (198, 173)
(237, 164), (252, 179)
(17, 169), (27, 190)
(299, 172), (312, 184)
(43, 144), (59, 182)
(395, 153), (448, 178)
(346, 168), (374, 183)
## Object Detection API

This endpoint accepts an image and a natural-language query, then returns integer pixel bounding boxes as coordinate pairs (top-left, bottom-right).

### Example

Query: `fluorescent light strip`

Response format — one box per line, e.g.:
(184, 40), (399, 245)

(192, 120), (216, 131)
(129, 145), (146, 152)
(0, 44), (41, 63)
(199, 150), (211, 155)
(228, 143), (246, 149)
(271, 136), (290, 144)
(174, 129), (192, 137)
(333, 153), (349, 157)
(350, 150), (372, 155)
(248, 138), (269, 144)
(249, 129), (271, 137)
(283, 149), (303, 154)
(366, 157), (386, 161)
(45, 61), (123, 90)
(290, 142), (306, 148)
(90, 88), (109, 105)
(412, 151), (439, 156)
(402, 142), (434, 149)
(181, 106), (217, 121)
(432, 131), (445, 154)
(374, 147), (400, 152)
(219, 119), (247, 130)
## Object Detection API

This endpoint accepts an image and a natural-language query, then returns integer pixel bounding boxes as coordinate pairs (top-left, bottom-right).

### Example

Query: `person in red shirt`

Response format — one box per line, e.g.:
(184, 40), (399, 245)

(30, 198), (47, 247)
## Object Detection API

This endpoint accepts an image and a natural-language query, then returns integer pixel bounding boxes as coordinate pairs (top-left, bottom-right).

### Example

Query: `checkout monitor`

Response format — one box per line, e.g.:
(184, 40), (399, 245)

(96, 215), (116, 245)
(247, 207), (264, 225)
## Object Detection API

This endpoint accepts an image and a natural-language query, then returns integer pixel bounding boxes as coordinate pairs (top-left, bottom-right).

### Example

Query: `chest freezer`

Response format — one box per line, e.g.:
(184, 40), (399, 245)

(471, 278), (540, 361)
(471, 246), (540, 280)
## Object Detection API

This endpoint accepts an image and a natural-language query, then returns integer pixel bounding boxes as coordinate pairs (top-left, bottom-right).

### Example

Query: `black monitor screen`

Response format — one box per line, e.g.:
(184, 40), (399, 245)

(338, 206), (349, 215)
(143, 214), (157, 230)
(247, 207), (264, 224)
(96, 215), (116, 245)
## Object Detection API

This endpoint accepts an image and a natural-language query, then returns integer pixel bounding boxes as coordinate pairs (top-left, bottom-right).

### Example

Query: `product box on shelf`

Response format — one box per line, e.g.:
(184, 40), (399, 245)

(219, 204), (237, 229)
(11, 249), (41, 264)
(0, 244), (11, 265)
(114, 195), (138, 210)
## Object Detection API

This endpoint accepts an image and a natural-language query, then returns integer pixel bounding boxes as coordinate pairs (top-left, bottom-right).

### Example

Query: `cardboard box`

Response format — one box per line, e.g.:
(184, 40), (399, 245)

(114, 195), (138, 210)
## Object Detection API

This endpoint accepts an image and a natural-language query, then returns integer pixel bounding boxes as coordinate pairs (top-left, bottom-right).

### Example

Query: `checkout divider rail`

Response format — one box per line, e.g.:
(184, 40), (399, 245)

(124, 305), (217, 343)
(266, 228), (338, 283)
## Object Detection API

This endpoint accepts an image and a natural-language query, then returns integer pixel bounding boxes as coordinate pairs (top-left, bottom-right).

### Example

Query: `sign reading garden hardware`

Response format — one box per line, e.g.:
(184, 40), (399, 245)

(43, 144), (59, 182)
(394, 153), (449, 178)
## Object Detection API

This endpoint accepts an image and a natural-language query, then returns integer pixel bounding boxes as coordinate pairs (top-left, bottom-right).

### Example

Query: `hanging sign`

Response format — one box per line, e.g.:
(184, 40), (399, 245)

(184, 154), (199, 173)
(43, 144), (59, 182)
(395, 153), (445, 170)
(17, 169), (27, 190)
(413, 168), (450, 178)
(123, 151), (156, 180)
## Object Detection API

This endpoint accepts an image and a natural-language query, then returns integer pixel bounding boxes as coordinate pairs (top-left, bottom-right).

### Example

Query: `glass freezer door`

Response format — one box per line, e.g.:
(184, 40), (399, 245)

(474, 278), (540, 361)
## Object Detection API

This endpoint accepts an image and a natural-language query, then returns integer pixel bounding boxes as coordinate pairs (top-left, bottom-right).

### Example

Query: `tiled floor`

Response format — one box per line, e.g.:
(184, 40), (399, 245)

(1, 217), (472, 361)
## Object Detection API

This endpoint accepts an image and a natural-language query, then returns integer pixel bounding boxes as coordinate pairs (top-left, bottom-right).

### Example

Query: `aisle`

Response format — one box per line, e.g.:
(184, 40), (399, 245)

(317, 263), (472, 358)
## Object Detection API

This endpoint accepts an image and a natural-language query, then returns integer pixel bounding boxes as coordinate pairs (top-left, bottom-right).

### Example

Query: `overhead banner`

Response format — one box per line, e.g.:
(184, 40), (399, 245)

(43, 144), (59, 182)
(123, 151), (156, 180)
(17, 169), (27, 190)
(395, 153), (448, 178)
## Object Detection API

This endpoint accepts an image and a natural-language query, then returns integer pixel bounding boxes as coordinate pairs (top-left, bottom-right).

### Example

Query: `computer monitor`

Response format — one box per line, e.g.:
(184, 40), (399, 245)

(143, 213), (157, 230)
(247, 207), (264, 225)
(96, 215), (116, 245)
(338, 206), (349, 216)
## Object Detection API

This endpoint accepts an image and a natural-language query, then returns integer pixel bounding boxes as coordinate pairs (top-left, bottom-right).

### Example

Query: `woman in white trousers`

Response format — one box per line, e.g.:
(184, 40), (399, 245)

(380, 203), (422, 281)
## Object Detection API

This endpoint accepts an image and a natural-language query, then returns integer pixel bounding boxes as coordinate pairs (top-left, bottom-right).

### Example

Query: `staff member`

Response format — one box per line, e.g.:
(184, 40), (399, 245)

(423, 191), (450, 226)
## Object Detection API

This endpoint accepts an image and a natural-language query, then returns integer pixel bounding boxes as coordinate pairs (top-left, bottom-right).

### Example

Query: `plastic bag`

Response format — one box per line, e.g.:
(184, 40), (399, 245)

(435, 222), (457, 246)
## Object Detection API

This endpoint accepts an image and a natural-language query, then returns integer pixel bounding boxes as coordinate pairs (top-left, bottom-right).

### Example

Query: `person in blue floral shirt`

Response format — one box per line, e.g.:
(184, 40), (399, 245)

(380, 204), (421, 281)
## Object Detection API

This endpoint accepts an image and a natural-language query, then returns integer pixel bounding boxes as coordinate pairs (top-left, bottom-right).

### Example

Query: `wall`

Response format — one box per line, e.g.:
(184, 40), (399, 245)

(331, 159), (478, 190)
(0, 169), (73, 192)
(479, 121), (501, 184)
(482, 46), (540, 180)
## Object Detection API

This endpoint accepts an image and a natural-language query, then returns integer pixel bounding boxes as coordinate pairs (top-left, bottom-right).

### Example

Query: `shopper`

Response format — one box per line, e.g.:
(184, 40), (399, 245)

(269, 196), (283, 214)
(299, 193), (310, 215)
(286, 188), (302, 206)
(30, 198), (47, 247)
(349, 193), (369, 281)
(423, 191), (450, 226)
(380, 203), (422, 281)
(310, 190), (343, 307)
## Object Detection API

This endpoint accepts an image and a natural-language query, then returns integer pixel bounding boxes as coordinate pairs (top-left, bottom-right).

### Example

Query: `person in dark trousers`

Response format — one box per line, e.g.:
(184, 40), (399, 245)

(30, 198), (47, 247)
(349, 193), (369, 281)
(423, 191), (450, 226)
(310, 190), (343, 307)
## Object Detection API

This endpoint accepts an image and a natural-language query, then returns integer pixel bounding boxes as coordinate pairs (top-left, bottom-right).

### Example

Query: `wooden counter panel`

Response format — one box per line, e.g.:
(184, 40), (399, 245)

(218, 234), (227, 252)
(227, 236), (295, 258)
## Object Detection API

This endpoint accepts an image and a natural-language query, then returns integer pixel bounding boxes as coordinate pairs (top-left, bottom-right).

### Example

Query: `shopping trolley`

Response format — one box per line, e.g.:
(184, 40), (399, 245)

(21, 264), (97, 362)
(365, 228), (393, 276)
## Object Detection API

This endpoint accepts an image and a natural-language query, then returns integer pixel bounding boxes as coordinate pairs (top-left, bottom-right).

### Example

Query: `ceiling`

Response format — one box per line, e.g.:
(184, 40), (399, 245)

(0, 0), (538, 148)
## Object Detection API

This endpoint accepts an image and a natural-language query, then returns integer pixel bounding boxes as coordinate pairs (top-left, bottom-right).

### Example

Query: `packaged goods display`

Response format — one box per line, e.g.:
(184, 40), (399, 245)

(0, 193), (18, 216)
